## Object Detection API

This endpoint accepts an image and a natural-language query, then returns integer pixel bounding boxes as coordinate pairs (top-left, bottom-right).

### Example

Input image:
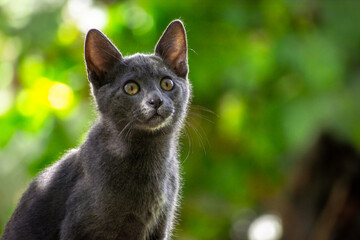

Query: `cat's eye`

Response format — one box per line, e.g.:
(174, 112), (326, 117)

(160, 78), (174, 91)
(124, 82), (140, 95)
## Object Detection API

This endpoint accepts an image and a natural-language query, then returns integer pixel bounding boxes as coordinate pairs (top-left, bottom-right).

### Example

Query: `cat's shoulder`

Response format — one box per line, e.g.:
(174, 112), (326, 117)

(35, 149), (82, 191)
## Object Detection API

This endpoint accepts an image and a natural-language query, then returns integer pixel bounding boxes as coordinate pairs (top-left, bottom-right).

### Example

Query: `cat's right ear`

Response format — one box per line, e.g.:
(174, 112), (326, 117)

(85, 29), (122, 88)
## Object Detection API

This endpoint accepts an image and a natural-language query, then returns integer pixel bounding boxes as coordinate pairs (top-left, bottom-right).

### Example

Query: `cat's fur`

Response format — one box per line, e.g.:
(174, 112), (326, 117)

(2, 20), (191, 240)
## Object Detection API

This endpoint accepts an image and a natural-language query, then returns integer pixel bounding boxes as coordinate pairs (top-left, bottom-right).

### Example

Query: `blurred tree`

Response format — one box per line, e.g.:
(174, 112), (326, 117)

(280, 132), (360, 240)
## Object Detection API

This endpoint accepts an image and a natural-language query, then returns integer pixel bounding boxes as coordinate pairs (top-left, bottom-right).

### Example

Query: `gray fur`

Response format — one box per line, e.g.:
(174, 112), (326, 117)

(2, 20), (190, 240)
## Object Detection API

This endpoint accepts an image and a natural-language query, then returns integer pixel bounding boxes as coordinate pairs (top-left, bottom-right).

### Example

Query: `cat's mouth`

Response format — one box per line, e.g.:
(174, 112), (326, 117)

(147, 112), (166, 125)
(148, 112), (164, 122)
(142, 111), (173, 131)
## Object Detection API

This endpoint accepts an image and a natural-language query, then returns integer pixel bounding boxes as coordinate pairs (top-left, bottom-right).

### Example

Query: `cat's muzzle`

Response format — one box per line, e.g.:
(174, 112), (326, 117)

(142, 107), (173, 130)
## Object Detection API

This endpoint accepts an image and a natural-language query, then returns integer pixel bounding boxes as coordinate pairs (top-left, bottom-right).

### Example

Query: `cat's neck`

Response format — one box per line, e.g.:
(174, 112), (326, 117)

(80, 119), (179, 192)
(90, 117), (178, 159)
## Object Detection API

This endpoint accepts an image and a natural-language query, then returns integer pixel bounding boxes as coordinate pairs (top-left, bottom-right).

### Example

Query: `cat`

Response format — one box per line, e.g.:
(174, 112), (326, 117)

(2, 19), (191, 240)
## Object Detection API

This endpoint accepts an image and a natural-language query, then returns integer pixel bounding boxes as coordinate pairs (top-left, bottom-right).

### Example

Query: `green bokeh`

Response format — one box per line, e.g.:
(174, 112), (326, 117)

(1, 0), (360, 239)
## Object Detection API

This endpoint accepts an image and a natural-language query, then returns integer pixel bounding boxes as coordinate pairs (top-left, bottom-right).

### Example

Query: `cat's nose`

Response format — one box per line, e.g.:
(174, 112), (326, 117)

(147, 97), (163, 109)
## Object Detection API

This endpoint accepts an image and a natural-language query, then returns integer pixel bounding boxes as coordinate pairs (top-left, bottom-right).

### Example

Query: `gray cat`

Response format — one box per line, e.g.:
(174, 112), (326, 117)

(2, 20), (191, 240)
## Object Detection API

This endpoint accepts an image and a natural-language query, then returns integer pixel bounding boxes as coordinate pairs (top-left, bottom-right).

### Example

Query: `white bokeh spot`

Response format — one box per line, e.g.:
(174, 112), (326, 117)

(248, 214), (283, 240)
(66, 0), (107, 33)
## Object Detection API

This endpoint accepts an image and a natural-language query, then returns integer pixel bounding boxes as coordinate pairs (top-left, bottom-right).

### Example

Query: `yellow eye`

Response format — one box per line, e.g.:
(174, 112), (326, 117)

(124, 82), (139, 95)
(160, 78), (174, 91)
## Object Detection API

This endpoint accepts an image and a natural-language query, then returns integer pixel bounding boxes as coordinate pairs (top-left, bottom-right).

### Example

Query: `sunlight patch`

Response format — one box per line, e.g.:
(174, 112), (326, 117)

(0, 89), (13, 116)
(65, 0), (107, 33)
(48, 82), (74, 110)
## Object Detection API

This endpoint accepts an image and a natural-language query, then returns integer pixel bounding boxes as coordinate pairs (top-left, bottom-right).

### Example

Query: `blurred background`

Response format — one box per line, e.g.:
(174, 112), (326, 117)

(1, 0), (360, 239)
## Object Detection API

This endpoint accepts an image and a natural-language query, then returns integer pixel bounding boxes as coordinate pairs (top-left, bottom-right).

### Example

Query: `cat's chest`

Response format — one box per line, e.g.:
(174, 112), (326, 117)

(96, 178), (167, 228)
(100, 168), (169, 208)
(91, 147), (176, 223)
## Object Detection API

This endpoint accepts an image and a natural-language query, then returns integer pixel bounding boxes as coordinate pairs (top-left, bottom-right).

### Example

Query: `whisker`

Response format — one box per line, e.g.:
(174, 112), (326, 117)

(115, 117), (130, 126)
(182, 104), (214, 157)
(181, 124), (192, 163)
(189, 105), (218, 118)
(118, 120), (134, 138)
(125, 124), (134, 139)
(187, 112), (215, 124)
(185, 120), (207, 155)
(195, 121), (210, 147)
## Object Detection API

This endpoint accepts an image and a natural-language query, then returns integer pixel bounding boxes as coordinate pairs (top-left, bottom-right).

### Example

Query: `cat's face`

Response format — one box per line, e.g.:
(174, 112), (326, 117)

(84, 20), (190, 133)
(94, 54), (190, 132)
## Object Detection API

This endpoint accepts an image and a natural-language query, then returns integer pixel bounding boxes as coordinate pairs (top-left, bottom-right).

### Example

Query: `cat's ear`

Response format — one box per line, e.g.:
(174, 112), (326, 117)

(155, 20), (188, 78)
(85, 29), (122, 88)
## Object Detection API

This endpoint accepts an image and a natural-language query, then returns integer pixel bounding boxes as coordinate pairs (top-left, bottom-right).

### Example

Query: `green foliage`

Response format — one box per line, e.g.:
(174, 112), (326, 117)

(1, 0), (360, 239)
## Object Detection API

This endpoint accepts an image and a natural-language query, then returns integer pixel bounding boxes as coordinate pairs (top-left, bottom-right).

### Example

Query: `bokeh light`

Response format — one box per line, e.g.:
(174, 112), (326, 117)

(65, 0), (107, 33)
(248, 214), (282, 240)
(47, 82), (74, 110)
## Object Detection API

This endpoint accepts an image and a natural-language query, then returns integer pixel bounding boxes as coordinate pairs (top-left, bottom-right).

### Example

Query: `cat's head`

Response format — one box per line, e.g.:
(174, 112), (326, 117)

(84, 20), (191, 134)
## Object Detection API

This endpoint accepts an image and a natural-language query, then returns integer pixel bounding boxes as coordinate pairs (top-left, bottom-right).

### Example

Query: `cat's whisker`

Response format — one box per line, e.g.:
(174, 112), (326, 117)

(118, 120), (135, 138)
(115, 117), (130, 126)
(184, 119), (207, 155)
(125, 124), (134, 140)
(187, 112), (215, 124)
(181, 124), (192, 163)
(189, 105), (218, 118)
(195, 121), (210, 147)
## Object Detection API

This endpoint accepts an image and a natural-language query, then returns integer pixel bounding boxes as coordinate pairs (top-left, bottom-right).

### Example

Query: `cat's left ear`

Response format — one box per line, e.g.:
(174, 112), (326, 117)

(155, 20), (188, 78)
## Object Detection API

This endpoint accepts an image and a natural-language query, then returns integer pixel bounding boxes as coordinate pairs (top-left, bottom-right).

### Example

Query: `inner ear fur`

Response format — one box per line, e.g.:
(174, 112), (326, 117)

(85, 29), (122, 87)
